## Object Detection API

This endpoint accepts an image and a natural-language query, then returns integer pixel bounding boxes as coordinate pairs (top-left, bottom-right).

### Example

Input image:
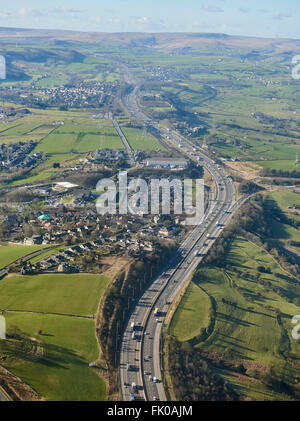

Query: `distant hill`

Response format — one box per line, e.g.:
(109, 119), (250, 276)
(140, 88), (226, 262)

(0, 26), (300, 54)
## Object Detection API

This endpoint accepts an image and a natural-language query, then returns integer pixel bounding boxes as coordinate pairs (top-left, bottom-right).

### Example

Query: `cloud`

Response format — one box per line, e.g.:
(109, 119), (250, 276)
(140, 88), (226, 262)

(14, 7), (83, 19)
(202, 4), (224, 13)
(239, 8), (249, 14)
(137, 17), (149, 24)
(273, 12), (292, 20)
(124, 16), (167, 32)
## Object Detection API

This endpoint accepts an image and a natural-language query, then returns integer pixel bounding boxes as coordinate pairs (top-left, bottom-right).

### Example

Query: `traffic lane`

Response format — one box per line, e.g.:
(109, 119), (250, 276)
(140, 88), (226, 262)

(142, 208), (234, 397)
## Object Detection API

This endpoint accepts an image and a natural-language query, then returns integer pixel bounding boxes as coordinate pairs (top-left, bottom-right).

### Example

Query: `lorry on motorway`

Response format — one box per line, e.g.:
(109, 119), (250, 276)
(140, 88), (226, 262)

(131, 382), (137, 389)
(126, 362), (131, 371)
(154, 307), (159, 315)
(130, 322), (135, 330)
(131, 332), (136, 340)
(194, 249), (200, 256)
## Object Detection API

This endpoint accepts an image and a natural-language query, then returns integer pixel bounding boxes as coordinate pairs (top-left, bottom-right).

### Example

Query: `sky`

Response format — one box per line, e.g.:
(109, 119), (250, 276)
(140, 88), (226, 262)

(0, 0), (299, 39)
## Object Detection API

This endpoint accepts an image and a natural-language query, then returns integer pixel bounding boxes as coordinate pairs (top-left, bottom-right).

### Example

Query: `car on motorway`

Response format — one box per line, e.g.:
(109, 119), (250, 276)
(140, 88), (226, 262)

(149, 375), (153, 382)
(153, 377), (158, 383)
(153, 396), (159, 401)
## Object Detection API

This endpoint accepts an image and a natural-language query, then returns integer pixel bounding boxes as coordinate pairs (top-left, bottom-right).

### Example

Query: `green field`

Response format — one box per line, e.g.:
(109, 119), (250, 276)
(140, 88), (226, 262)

(266, 190), (300, 252)
(268, 190), (300, 211)
(122, 127), (165, 151)
(1, 313), (106, 401)
(169, 237), (300, 400)
(256, 160), (299, 171)
(0, 123), (56, 144)
(34, 123), (123, 153)
(0, 273), (110, 316)
(0, 272), (110, 400)
(269, 219), (300, 242)
(11, 153), (78, 186)
(0, 244), (49, 270)
(168, 282), (211, 341)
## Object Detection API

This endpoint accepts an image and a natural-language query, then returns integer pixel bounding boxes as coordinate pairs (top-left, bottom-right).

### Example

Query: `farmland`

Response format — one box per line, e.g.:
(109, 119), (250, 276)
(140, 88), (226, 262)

(1, 313), (106, 401)
(267, 190), (300, 252)
(168, 282), (211, 342)
(0, 272), (111, 400)
(0, 244), (49, 270)
(35, 123), (123, 154)
(0, 122), (56, 145)
(169, 237), (300, 400)
(121, 127), (165, 151)
(0, 273), (110, 316)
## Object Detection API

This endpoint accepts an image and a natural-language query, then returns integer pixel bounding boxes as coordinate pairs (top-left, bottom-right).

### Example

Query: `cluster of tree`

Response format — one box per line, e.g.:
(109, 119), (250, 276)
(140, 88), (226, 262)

(98, 241), (176, 369)
(253, 112), (291, 129)
(257, 265), (272, 274)
(238, 180), (263, 194)
(167, 337), (240, 401)
(258, 367), (300, 399)
(261, 168), (300, 179)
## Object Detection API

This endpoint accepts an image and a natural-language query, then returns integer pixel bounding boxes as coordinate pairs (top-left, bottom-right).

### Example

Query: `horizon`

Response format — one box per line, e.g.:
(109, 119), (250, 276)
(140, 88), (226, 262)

(1, 25), (300, 42)
(0, 0), (300, 39)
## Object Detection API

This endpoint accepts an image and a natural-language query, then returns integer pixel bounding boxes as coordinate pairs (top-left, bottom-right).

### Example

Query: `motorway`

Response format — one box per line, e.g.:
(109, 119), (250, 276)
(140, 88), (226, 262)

(118, 64), (245, 401)
(109, 111), (135, 165)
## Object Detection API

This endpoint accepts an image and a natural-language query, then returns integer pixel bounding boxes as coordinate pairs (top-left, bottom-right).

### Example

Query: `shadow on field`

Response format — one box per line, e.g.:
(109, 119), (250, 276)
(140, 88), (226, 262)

(216, 312), (259, 327)
(1, 328), (85, 370)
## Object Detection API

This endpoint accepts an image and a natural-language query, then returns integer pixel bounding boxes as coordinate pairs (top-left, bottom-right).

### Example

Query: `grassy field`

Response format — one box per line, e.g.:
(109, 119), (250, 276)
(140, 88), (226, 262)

(268, 190), (300, 211)
(121, 127), (165, 151)
(266, 190), (300, 253)
(1, 313), (106, 401)
(269, 219), (300, 242)
(168, 282), (211, 341)
(0, 272), (110, 400)
(0, 273), (110, 316)
(35, 123), (123, 153)
(169, 236), (300, 400)
(11, 153), (78, 186)
(0, 123), (56, 144)
(256, 160), (299, 171)
(0, 244), (49, 270)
